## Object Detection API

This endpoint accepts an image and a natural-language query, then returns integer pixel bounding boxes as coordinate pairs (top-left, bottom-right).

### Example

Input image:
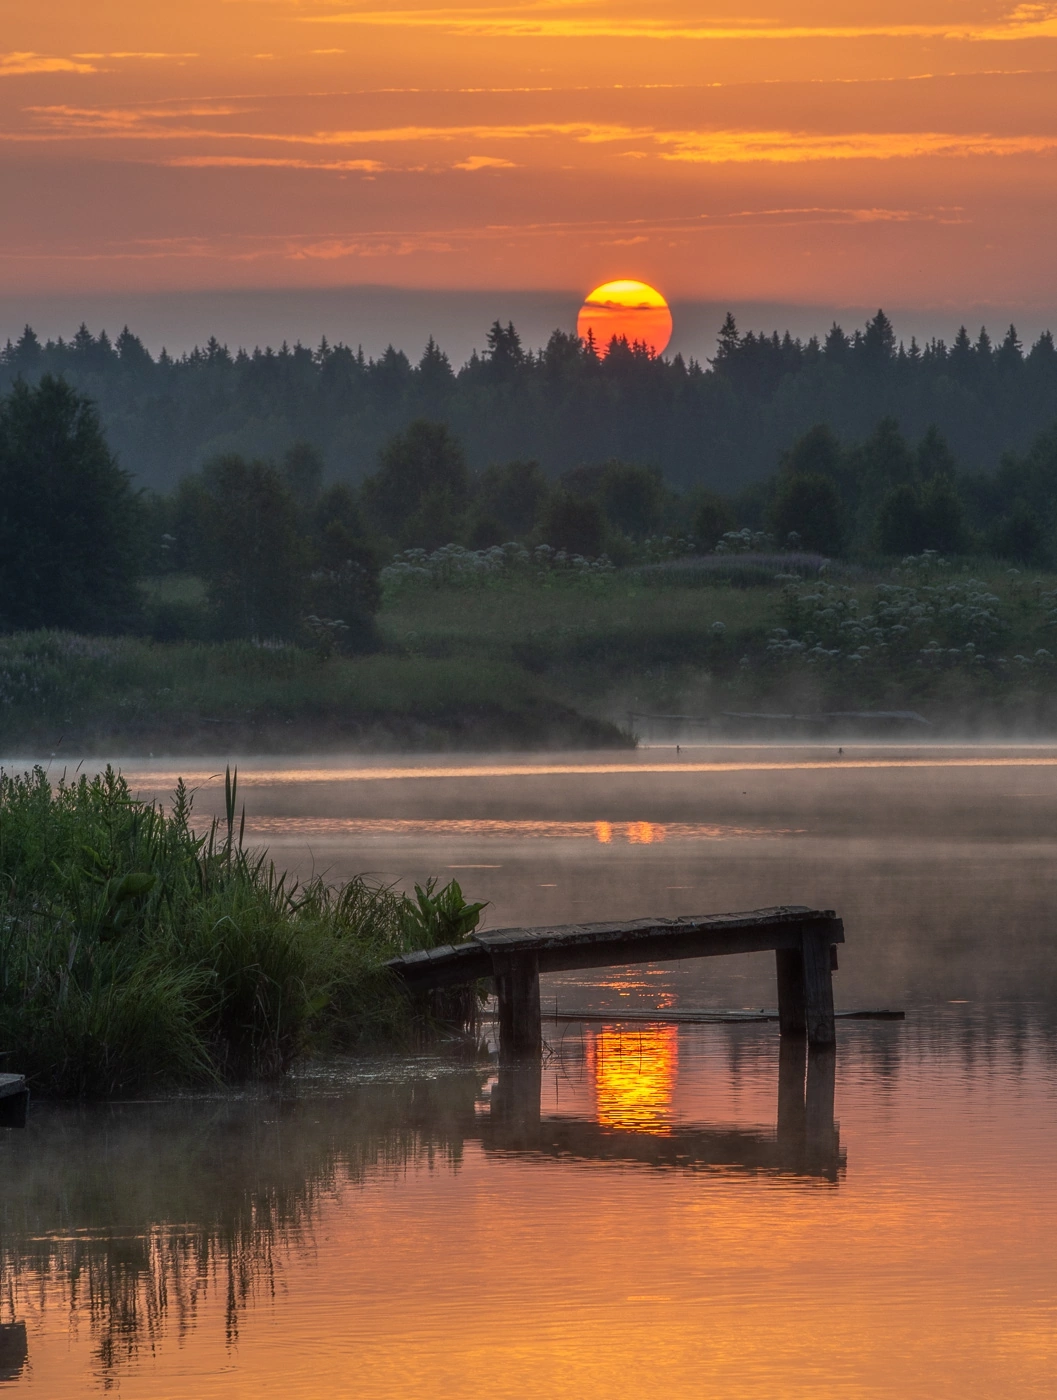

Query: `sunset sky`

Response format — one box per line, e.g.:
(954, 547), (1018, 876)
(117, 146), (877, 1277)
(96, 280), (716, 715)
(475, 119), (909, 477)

(4, 1), (1057, 315)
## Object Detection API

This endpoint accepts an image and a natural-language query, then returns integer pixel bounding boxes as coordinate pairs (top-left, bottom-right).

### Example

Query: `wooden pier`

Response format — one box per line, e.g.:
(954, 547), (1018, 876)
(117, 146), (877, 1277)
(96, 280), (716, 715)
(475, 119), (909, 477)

(387, 905), (844, 1061)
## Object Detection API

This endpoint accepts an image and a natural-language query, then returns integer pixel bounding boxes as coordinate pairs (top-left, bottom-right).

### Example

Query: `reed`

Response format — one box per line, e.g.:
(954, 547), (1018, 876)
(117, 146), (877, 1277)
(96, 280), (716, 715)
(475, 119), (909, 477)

(0, 765), (483, 1096)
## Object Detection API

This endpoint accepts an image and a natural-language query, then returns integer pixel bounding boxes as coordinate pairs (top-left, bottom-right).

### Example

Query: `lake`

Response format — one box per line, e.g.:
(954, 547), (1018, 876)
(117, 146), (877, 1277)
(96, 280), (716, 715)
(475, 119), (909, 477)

(2, 745), (1057, 1397)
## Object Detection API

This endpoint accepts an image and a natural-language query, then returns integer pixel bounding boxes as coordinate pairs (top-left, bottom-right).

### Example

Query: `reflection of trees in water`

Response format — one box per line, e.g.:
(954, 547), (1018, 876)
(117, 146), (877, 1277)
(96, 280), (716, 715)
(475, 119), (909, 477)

(0, 1069), (487, 1372)
(3, 1012), (1050, 1380)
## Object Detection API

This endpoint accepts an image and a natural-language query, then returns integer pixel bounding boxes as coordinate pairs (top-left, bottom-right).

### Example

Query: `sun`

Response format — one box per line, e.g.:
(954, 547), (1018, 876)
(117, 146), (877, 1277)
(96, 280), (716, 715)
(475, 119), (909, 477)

(576, 279), (673, 357)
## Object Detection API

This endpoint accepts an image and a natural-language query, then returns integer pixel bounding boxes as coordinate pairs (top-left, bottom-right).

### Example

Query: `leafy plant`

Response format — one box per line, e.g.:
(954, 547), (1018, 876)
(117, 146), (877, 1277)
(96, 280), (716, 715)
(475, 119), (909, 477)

(398, 878), (488, 949)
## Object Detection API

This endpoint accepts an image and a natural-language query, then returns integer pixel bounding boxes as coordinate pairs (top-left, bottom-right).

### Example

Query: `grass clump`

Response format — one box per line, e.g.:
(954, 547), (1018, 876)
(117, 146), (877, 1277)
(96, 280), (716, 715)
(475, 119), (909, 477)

(0, 766), (484, 1097)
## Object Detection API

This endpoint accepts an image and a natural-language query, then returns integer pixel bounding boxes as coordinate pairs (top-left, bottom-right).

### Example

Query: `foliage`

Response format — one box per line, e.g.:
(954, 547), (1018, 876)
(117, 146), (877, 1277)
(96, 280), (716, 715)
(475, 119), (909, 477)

(360, 419), (469, 548)
(693, 492), (736, 549)
(381, 541), (615, 595)
(470, 460), (550, 541)
(768, 471), (845, 555)
(181, 453), (307, 638)
(0, 376), (142, 633)
(399, 878), (488, 948)
(876, 476), (966, 556)
(538, 490), (606, 556)
(0, 766), (487, 1096)
(766, 558), (1010, 672)
(167, 455), (381, 648)
(561, 460), (664, 539)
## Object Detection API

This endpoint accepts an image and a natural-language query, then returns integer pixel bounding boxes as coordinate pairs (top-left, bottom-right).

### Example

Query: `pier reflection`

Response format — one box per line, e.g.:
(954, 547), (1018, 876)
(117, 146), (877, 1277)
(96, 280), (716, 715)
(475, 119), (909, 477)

(0, 1031), (847, 1379)
(482, 1028), (845, 1181)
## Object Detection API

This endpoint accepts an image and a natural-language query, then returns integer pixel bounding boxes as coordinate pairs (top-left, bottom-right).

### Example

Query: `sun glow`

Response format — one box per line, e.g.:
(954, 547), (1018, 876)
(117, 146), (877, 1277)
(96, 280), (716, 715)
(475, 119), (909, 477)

(576, 279), (673, 357)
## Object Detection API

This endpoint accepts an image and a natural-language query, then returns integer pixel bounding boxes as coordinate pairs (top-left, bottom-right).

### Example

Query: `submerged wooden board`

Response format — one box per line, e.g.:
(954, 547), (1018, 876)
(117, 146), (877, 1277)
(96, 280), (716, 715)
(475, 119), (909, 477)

(387, 906), (844, 992)
(0, 1074), (26, 1099)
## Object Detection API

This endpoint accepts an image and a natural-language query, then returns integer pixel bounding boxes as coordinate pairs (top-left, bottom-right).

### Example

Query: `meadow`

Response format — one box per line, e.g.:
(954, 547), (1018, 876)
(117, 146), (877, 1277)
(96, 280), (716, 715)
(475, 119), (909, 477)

(2, 552), (1057, 756)
(382, 550), (1057, 734)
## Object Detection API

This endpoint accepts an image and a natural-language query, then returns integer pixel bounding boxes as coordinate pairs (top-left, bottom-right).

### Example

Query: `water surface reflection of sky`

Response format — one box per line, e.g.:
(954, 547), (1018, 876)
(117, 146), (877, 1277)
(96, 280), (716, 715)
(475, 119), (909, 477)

(3, 1014), (1056, 1398)
(3, 747), (1057, 1395)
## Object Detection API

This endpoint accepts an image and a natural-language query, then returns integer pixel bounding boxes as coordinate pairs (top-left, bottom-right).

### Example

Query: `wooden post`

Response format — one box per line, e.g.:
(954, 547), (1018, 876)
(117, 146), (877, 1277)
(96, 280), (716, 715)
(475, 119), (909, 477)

(492, 948), (542, 1062)
(776, 928), (836, 1044)
(801, 928), (836, 1045)
(775, 947), (807, 1036)
(776, 1033), (806, 1140)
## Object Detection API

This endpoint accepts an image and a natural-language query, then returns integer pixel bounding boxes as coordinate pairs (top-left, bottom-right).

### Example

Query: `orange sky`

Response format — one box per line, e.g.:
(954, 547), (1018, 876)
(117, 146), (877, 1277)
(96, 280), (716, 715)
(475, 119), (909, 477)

(3, 1), (1057, 306)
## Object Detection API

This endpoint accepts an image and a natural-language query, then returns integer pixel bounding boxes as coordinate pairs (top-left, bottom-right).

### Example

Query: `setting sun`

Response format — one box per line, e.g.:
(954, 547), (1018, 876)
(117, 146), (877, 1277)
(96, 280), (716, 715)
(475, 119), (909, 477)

(576, 280), (673, 357)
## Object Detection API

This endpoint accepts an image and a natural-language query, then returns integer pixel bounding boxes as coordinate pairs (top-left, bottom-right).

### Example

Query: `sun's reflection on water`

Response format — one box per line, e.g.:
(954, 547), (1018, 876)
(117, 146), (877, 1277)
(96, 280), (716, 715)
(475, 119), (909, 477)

(589, 1025), (678, 1135)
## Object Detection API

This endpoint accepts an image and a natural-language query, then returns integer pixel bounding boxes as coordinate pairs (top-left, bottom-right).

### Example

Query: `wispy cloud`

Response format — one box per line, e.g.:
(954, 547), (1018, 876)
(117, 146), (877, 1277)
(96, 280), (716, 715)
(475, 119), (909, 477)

(298, 3), (1057, 42)
(658, 129), (1057, 162)
(71, 52), (199, 61)
(453, 153), (517, 168)
(168, 154), (384, 170)
(14, 103), (1057, 167)
(0, 51), (199, 76)
(0, 205), (962, 269)
(0, 52), (97, 76)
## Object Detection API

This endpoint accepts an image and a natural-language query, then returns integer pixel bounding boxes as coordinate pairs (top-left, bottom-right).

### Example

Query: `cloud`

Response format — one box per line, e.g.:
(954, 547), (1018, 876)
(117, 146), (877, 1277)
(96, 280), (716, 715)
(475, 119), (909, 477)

(657, 129), (1057, 162)
(14, 102), (1057, 169)
(71, 53), (199, 60)
(0, 52), (97, 76)
(453, 154), (517, 168)
(298, 3), (1057, 42)
(0, 51), (198, 76)
(168, 154), (384, 170)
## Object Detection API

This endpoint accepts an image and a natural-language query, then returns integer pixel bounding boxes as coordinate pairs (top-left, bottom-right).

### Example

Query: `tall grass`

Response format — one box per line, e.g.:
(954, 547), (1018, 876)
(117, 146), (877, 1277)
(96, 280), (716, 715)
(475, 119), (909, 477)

(0, 766), (483, 1097)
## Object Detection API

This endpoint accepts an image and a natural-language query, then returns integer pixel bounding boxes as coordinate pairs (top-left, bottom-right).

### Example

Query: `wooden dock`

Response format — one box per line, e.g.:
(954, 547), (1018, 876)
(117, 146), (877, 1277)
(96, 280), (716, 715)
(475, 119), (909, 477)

(387, 905), (845, 1061)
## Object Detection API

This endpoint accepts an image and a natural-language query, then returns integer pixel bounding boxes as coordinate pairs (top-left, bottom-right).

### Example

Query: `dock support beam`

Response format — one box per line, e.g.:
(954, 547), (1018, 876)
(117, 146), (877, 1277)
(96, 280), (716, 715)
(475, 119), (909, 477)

(775, 925), (837, 1045)
(492, 949), (542, 1063)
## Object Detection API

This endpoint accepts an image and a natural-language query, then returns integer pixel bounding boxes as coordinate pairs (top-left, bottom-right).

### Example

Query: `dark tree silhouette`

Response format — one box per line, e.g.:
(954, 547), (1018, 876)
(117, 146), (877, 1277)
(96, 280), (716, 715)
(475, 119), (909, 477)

(361, 420), (469, 547)
(0, 376), (140, 632)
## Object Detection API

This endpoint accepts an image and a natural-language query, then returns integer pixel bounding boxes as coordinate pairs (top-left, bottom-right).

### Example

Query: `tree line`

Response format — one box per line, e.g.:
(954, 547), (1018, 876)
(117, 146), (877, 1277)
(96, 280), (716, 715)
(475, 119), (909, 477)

(1, 310), (1056, 493)
(3, 367), (1057, 646)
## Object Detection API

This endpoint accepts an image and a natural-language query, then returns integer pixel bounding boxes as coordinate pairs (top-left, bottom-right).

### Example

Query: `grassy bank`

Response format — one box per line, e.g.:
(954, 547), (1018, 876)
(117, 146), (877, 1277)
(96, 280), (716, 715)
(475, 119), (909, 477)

(0, 632), (625, 754)
(381, 554), (1057, 732)
(0, 766), (485, 1097)
(4, 555), (1057, 754)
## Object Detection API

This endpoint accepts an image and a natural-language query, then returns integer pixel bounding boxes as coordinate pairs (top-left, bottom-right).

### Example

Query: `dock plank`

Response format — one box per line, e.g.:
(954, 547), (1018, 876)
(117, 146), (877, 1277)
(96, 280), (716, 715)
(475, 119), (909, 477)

(386, 906), (843, 991)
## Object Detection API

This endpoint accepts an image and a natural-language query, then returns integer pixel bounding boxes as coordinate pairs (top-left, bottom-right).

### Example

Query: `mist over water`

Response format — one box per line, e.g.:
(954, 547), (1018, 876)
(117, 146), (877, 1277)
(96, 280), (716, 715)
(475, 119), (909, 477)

(3, 745), (1057, 1396)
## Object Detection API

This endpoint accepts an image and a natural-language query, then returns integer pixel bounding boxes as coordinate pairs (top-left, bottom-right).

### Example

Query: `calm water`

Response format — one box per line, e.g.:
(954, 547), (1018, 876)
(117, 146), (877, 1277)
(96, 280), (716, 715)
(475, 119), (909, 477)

(3, 745), (1057, 1397)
